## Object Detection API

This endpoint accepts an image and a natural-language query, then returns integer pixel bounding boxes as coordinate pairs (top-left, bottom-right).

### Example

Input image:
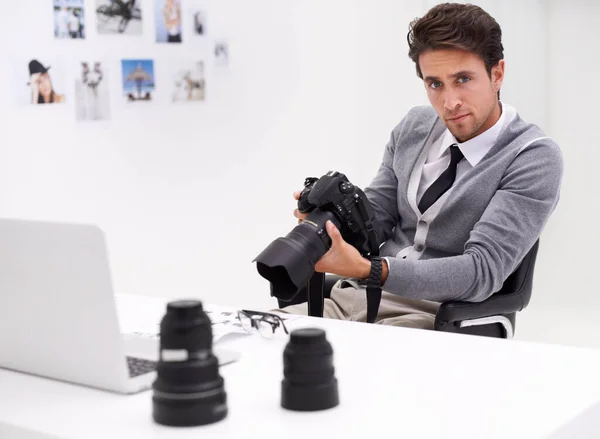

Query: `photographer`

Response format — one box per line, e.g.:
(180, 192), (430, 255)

(277, 3), (563, 329)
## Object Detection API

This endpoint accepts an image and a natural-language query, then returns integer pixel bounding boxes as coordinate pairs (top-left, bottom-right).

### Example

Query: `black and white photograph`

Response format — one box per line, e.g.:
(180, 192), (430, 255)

(96, 0), (142, 35)
(171, 61), (206, 102)
(74, 61), (110, 121)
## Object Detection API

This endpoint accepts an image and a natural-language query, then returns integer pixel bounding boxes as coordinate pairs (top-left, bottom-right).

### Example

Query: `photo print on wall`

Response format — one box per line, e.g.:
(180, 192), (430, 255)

(19, 58), (67, 105)
(171, 61), (206, 103)
(54, 0), (86, 39)
(121, 59), (155, 102)
(155, 0), (182, 43)
(192, 9), (206, 36)
(75, 61), (110, 121)
(96, 0), (142, 35)
(214, 40), (229, 67)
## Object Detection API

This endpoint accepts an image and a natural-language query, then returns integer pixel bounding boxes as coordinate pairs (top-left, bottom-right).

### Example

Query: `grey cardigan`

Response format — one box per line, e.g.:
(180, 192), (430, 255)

(363, 105), (563, 302)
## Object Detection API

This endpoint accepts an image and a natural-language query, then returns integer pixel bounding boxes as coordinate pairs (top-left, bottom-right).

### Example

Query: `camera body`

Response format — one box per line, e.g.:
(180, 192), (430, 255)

(253, 170), (381, 302)
(297, 171), (379, 257)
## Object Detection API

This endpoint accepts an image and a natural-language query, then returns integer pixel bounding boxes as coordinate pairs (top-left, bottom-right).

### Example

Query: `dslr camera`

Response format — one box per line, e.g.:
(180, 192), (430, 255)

(254, 171), (382, 301)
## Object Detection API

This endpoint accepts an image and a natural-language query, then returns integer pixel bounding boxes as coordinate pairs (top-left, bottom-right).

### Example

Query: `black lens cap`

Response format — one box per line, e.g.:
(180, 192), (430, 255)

(166, 300), (204, 318)
(281, 328), (339, 411)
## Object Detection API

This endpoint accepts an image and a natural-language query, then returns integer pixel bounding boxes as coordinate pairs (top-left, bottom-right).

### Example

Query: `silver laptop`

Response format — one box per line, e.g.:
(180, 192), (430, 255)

(0, 218), (239, 394)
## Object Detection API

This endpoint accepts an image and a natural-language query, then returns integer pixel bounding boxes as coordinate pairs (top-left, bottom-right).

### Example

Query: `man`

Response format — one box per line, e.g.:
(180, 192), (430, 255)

(68, 8), (80, 38)
(55, 6), (69, 38)
(278, 3), (563, 329)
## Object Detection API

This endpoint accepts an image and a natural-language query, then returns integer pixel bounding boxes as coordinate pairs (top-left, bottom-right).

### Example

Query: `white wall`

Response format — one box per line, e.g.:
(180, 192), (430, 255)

(0, 0), (358, 310)
(354, 0), (549, 189)
(542, 0), (600, 310)
(1, 0), (597, 346)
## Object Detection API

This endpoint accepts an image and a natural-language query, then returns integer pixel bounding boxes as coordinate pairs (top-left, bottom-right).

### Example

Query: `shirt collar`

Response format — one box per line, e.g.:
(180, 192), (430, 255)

(436, 101), (516, 167)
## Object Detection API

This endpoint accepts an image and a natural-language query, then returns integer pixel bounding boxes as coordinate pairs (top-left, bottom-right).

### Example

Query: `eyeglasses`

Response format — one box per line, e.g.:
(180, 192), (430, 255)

(237, 310), (289, 339)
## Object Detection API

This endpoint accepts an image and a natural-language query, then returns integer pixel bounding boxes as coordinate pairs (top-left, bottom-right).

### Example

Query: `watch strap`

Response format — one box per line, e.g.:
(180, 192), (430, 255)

(366, 256), (383, 288)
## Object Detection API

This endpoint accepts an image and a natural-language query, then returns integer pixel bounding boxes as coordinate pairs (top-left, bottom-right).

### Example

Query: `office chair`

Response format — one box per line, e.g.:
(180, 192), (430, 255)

(274, 240), (540, 339)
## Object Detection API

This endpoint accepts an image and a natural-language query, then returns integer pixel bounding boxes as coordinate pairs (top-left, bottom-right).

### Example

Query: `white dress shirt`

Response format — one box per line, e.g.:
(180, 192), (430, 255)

(416, 102), (517, 204)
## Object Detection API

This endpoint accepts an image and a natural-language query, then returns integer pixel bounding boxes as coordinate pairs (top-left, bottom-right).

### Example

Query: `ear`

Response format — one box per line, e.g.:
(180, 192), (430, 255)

(492, 59), (505, 92)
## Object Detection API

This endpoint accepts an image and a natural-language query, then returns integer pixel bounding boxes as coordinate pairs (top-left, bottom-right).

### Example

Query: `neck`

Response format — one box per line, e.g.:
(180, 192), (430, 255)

(480, 100), (502, 133)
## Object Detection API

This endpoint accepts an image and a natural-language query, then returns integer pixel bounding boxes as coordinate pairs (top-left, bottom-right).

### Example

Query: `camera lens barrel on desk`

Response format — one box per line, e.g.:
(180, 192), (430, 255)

(152, 300), (339, 428)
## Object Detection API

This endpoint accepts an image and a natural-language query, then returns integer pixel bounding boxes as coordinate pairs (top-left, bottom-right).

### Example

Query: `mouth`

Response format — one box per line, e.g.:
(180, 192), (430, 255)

(447, 114), (469, 123)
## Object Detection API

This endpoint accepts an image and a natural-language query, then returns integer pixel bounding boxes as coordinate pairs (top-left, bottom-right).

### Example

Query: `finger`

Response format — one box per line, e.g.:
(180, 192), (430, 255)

(326, 220), (342, 244)
(293, 191), (301, 200)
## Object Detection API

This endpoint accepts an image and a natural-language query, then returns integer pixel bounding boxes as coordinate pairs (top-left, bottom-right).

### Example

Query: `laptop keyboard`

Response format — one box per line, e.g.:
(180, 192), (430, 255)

(126, 356), (157, 378)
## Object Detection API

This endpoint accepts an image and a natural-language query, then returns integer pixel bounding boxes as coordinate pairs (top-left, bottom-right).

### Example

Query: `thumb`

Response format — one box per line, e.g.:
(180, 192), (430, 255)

(326, 220), (342, 244)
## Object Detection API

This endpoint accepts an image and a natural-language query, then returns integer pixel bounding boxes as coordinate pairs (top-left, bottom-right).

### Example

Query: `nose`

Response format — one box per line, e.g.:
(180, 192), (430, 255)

(443, 87), (462, 112)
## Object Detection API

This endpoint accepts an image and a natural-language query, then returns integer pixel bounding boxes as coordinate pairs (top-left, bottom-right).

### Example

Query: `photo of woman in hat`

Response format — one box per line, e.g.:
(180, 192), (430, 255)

(28, 59), (65, 104)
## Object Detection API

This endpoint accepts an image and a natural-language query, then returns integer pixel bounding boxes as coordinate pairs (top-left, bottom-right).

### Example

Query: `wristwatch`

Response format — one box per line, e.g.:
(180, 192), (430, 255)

(366, 256), (383, 288)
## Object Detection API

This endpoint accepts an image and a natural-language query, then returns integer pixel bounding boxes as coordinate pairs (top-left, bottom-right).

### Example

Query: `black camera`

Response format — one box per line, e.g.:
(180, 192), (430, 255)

(253, 171), (382, 301)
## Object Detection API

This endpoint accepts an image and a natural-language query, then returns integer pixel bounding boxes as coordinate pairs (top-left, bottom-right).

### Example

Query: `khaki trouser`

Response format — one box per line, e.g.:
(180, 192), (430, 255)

(275, 279), (440, 329)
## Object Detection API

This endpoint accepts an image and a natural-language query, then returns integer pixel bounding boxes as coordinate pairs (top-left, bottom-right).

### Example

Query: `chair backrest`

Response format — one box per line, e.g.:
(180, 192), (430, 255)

(495, 239), (540, 310)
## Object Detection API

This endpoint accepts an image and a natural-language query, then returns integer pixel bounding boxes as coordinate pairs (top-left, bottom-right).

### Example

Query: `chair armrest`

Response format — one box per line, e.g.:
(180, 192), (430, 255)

(435, 292), (524, 325)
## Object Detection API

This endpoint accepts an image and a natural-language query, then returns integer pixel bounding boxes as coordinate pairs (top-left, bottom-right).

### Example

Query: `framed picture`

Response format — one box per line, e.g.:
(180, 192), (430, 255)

(155, 0), (182, 43)
(96, 0), (143, 35)
(75, 61), (110, 121)
(121, 59), (155, 102)
(16, 58), (67, 105)
(54, 0), (86, 39)
(171, 61), (206, 103)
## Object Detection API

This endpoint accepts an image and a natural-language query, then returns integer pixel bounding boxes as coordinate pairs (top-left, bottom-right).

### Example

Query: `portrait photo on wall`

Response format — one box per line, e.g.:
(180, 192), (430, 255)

(17, 58), (67, 105)
(121, 59), (155, 102)
(96, 0), (142, 35)
(75, 61), (110, 121)
(53, 0), (85, 39)
(171, 61), (206, 103)
(155, 0), (182, 43)
(214, 40), (229, 67)
(191, 10), (206, 36)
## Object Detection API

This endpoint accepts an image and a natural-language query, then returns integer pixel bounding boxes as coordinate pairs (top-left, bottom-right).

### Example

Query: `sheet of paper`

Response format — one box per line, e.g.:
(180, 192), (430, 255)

(115, 295), (302, 345)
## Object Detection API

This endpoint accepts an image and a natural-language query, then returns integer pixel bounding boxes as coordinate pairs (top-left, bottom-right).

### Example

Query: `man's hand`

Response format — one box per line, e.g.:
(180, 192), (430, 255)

(314, 220), (371, 279)
(293, 191), (389, 282)
(292, 190), (308, 224)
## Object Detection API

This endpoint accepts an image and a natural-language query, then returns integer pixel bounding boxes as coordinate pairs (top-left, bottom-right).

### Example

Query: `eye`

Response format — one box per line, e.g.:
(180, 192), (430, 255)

(457, 76), (471, 84)
(428, 81), (442, 90)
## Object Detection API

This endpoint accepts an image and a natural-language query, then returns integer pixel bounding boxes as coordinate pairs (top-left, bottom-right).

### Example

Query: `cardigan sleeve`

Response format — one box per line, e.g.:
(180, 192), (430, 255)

(381, 138), (564, 302)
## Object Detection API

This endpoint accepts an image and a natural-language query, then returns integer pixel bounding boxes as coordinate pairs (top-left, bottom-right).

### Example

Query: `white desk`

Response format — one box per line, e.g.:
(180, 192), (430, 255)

(1, 295), (599, 439)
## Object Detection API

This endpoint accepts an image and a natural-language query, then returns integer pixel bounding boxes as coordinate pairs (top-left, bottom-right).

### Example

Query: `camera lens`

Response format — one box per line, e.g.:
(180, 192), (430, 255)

(281, 328), (339, 411)
(254, 210), (341, 301)
(152, 300), (228, 427)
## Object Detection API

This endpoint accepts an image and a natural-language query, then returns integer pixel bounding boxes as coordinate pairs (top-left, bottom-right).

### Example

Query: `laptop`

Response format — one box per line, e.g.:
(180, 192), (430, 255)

(0, 218), (240, 394)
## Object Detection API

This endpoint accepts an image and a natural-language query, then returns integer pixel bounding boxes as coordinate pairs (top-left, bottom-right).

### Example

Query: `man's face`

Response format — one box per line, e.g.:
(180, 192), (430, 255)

(419, 48), (504, 142)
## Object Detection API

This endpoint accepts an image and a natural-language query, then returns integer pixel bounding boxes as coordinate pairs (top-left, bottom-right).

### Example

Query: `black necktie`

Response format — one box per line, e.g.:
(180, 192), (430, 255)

(418, 144), (464, 213)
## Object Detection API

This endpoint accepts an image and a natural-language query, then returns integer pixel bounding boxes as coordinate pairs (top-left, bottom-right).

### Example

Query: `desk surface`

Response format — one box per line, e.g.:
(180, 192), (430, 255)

(0, 294), (599, 439)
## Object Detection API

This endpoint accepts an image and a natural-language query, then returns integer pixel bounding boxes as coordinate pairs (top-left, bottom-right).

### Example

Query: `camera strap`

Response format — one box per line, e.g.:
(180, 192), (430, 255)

(366, 285), (382, 324)
(362, 209), (383, 324)
(307, 272), (325, 318)
(305, 195), (383, 323)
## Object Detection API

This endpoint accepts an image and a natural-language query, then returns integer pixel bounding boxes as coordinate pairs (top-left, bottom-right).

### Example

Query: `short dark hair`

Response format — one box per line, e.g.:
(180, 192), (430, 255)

(407, 3), (504, 80)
